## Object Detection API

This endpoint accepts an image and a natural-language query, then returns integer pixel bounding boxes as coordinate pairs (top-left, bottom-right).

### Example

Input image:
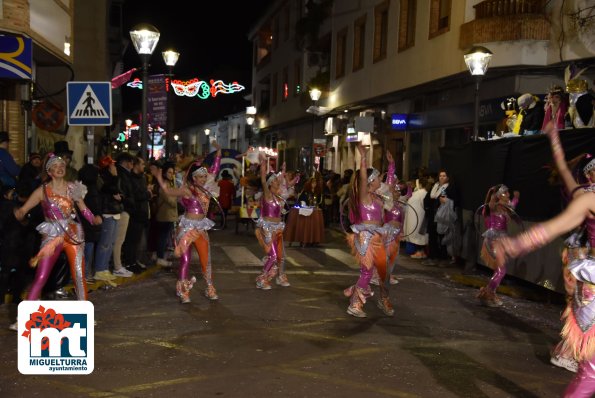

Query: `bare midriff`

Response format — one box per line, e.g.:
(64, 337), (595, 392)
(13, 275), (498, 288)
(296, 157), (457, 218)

(361, 220), (382, 226)
(387, 220), (401, 228)
(186, 213), (205, 220)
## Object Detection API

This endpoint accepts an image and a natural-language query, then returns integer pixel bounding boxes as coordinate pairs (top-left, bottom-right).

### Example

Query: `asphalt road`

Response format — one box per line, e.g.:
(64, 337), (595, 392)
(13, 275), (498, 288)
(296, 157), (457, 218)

(0, 225), (573, 397)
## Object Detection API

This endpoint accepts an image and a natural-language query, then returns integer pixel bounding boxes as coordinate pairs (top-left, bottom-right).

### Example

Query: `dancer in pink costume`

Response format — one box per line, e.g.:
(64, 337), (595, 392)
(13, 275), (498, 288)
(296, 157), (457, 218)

(14, 153), (101, 300)
(476, 184), (520, 307)
(254, 154), (291, 290)
(376, 151), (404, 316)
(547, 126), (594, 374)
(492, 124), (595, 397)
(344, 144), (389, 318)
(152, 142), (222, 303)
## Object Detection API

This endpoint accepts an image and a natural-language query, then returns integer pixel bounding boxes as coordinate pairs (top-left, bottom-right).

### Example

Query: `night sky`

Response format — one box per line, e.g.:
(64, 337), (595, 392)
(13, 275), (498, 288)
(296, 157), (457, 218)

(121, 0), (271, 130)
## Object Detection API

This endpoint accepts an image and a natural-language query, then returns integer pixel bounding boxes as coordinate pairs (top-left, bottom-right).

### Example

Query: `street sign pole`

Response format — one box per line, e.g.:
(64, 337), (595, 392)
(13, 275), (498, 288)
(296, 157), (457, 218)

(86, 126), (94, 164)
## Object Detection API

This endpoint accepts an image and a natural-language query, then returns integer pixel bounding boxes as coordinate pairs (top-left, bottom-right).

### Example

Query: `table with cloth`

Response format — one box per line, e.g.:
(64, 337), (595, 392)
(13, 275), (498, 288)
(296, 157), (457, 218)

(283, 207), (325, 245)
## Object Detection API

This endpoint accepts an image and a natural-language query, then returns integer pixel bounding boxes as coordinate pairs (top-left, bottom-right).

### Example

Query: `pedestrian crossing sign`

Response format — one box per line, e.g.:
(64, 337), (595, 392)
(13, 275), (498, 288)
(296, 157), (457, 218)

(67, 82), (112, 126)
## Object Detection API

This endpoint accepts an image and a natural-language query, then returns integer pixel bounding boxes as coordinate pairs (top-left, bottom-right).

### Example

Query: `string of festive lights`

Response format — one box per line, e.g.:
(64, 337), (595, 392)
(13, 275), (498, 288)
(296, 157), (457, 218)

(170, 78), (245, 98)
(127, 76), (245, 100)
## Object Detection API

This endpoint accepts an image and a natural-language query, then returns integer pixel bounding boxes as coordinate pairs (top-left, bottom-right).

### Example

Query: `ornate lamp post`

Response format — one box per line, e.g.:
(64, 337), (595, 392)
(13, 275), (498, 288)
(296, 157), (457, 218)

(464, 46), (493, 141)
(162, 50), (179, 159)
(129, 23), (160, 158)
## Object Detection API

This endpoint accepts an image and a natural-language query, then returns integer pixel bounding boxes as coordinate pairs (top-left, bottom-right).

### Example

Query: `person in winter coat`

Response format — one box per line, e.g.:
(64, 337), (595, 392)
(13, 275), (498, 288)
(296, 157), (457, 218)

(154, 162), (178, 267)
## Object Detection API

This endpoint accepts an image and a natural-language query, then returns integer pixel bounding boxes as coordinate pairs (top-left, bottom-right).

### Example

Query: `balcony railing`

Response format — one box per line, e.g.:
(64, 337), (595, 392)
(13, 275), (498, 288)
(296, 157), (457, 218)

(460, 0), (550, 48)
(474, 0), (547, 19)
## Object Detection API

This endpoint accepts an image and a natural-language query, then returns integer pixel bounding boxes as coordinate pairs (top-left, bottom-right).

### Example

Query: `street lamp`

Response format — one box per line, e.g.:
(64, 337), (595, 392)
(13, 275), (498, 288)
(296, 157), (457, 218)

(129, 23), (160, 159)
(246, 106), (256, 146)
(173, 133), (179, 153)
(162, 50), (180, 159)
(309, 88), (322, 173)
(204, 128), (210, 154)
(464, 46), (493, 141)
(125, 118), (132, 140)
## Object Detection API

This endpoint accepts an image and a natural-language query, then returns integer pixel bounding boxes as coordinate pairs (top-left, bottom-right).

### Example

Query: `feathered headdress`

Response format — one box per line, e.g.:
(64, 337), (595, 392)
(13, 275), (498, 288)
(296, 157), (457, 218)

(565, 63), (588, 93)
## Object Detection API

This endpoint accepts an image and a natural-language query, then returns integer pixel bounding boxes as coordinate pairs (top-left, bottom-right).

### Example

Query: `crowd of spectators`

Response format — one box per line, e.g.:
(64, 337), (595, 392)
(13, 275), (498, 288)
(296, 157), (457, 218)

(499, 77), (594, 137)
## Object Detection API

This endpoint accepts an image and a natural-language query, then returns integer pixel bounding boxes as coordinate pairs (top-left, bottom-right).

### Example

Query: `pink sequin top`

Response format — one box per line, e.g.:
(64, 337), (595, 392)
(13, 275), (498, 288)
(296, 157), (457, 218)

(180, 187), (210, 215)
(179, 154), (221, 216)
(261, 195), (281, 218)
(385, 202), (404, 224)
(42, 185), (74, 220)
(357, 196), (384, 223)
(485, 213), (508, 231)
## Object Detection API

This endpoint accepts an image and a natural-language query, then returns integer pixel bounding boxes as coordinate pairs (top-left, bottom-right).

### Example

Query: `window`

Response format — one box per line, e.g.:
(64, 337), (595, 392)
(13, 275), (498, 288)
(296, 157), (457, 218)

(272, 72), (278, 106)
(335, 27), (347, 78)
(294, 58), (302, 96)
(373, 0), (389, 63)
(398, 0), (416, 51)
(282, 66), (289, 101)
(429, 0), (450, 39)
(353, 15), (366, 71)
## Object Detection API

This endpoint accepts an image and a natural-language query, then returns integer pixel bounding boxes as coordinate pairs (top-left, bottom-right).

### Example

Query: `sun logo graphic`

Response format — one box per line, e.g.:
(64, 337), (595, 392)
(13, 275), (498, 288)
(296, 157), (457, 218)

(18, 301), (94, 375)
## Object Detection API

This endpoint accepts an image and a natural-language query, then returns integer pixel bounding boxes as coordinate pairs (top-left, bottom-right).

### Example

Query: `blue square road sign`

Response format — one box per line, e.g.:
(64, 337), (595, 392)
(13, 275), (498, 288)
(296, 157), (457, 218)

(67, 82), (112, 126)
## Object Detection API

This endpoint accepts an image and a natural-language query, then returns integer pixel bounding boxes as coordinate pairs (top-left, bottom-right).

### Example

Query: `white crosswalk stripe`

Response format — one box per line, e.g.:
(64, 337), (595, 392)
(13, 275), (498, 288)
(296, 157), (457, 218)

(284, 248), (322, 268)
(222, 246), (262, 267)
(220, 245), (357, 270)
(319, 248), (358, 270)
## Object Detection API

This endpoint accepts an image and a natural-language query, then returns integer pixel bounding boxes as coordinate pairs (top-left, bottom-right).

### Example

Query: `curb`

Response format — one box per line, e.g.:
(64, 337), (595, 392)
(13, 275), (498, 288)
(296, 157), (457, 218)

(65, 265), (163, 296)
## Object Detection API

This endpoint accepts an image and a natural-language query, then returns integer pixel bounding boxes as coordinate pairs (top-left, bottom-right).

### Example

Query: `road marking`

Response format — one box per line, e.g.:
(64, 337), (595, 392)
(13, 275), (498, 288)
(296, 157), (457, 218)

(285, 247), (323, 268)
(319, 248), (358, 269)
(221, 246), (262, 267)
(313, 270), (358, 276)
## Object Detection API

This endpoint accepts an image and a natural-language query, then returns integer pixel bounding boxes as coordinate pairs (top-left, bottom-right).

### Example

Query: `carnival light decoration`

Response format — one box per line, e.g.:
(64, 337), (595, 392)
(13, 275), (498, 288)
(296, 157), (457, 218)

(170, 78), (245, 99)
(127, 78), (143, 89)
(127, 76), (245, 100)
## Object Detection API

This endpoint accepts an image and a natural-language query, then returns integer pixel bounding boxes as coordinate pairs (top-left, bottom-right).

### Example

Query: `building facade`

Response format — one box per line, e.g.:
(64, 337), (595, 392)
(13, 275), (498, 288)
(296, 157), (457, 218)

(0, 0), (123, 169)
(247, 0), (594, 179)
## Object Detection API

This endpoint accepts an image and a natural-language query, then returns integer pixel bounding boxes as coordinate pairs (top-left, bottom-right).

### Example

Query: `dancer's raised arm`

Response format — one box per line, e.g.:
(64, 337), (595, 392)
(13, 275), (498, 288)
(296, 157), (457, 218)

(544, 122), (580, 196)
(208, 141), (222, 175)
(357, 143), (369, 204)
(385, 150), (396, 186)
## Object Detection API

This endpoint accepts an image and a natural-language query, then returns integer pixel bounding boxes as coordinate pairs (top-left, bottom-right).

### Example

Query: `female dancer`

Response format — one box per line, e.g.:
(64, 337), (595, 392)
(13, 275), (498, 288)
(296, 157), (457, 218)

(374, 151), (403, 316)
(14, 153), (101, 300)
(547, 126), (594, 372)
(492, 128), (595, 397)
(344, 143), (388, 318)
(254, 153), (290, 289)
(152, 142), (221, 303)
(277, 162), (299, 204)
(476, 184), (520, 307)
